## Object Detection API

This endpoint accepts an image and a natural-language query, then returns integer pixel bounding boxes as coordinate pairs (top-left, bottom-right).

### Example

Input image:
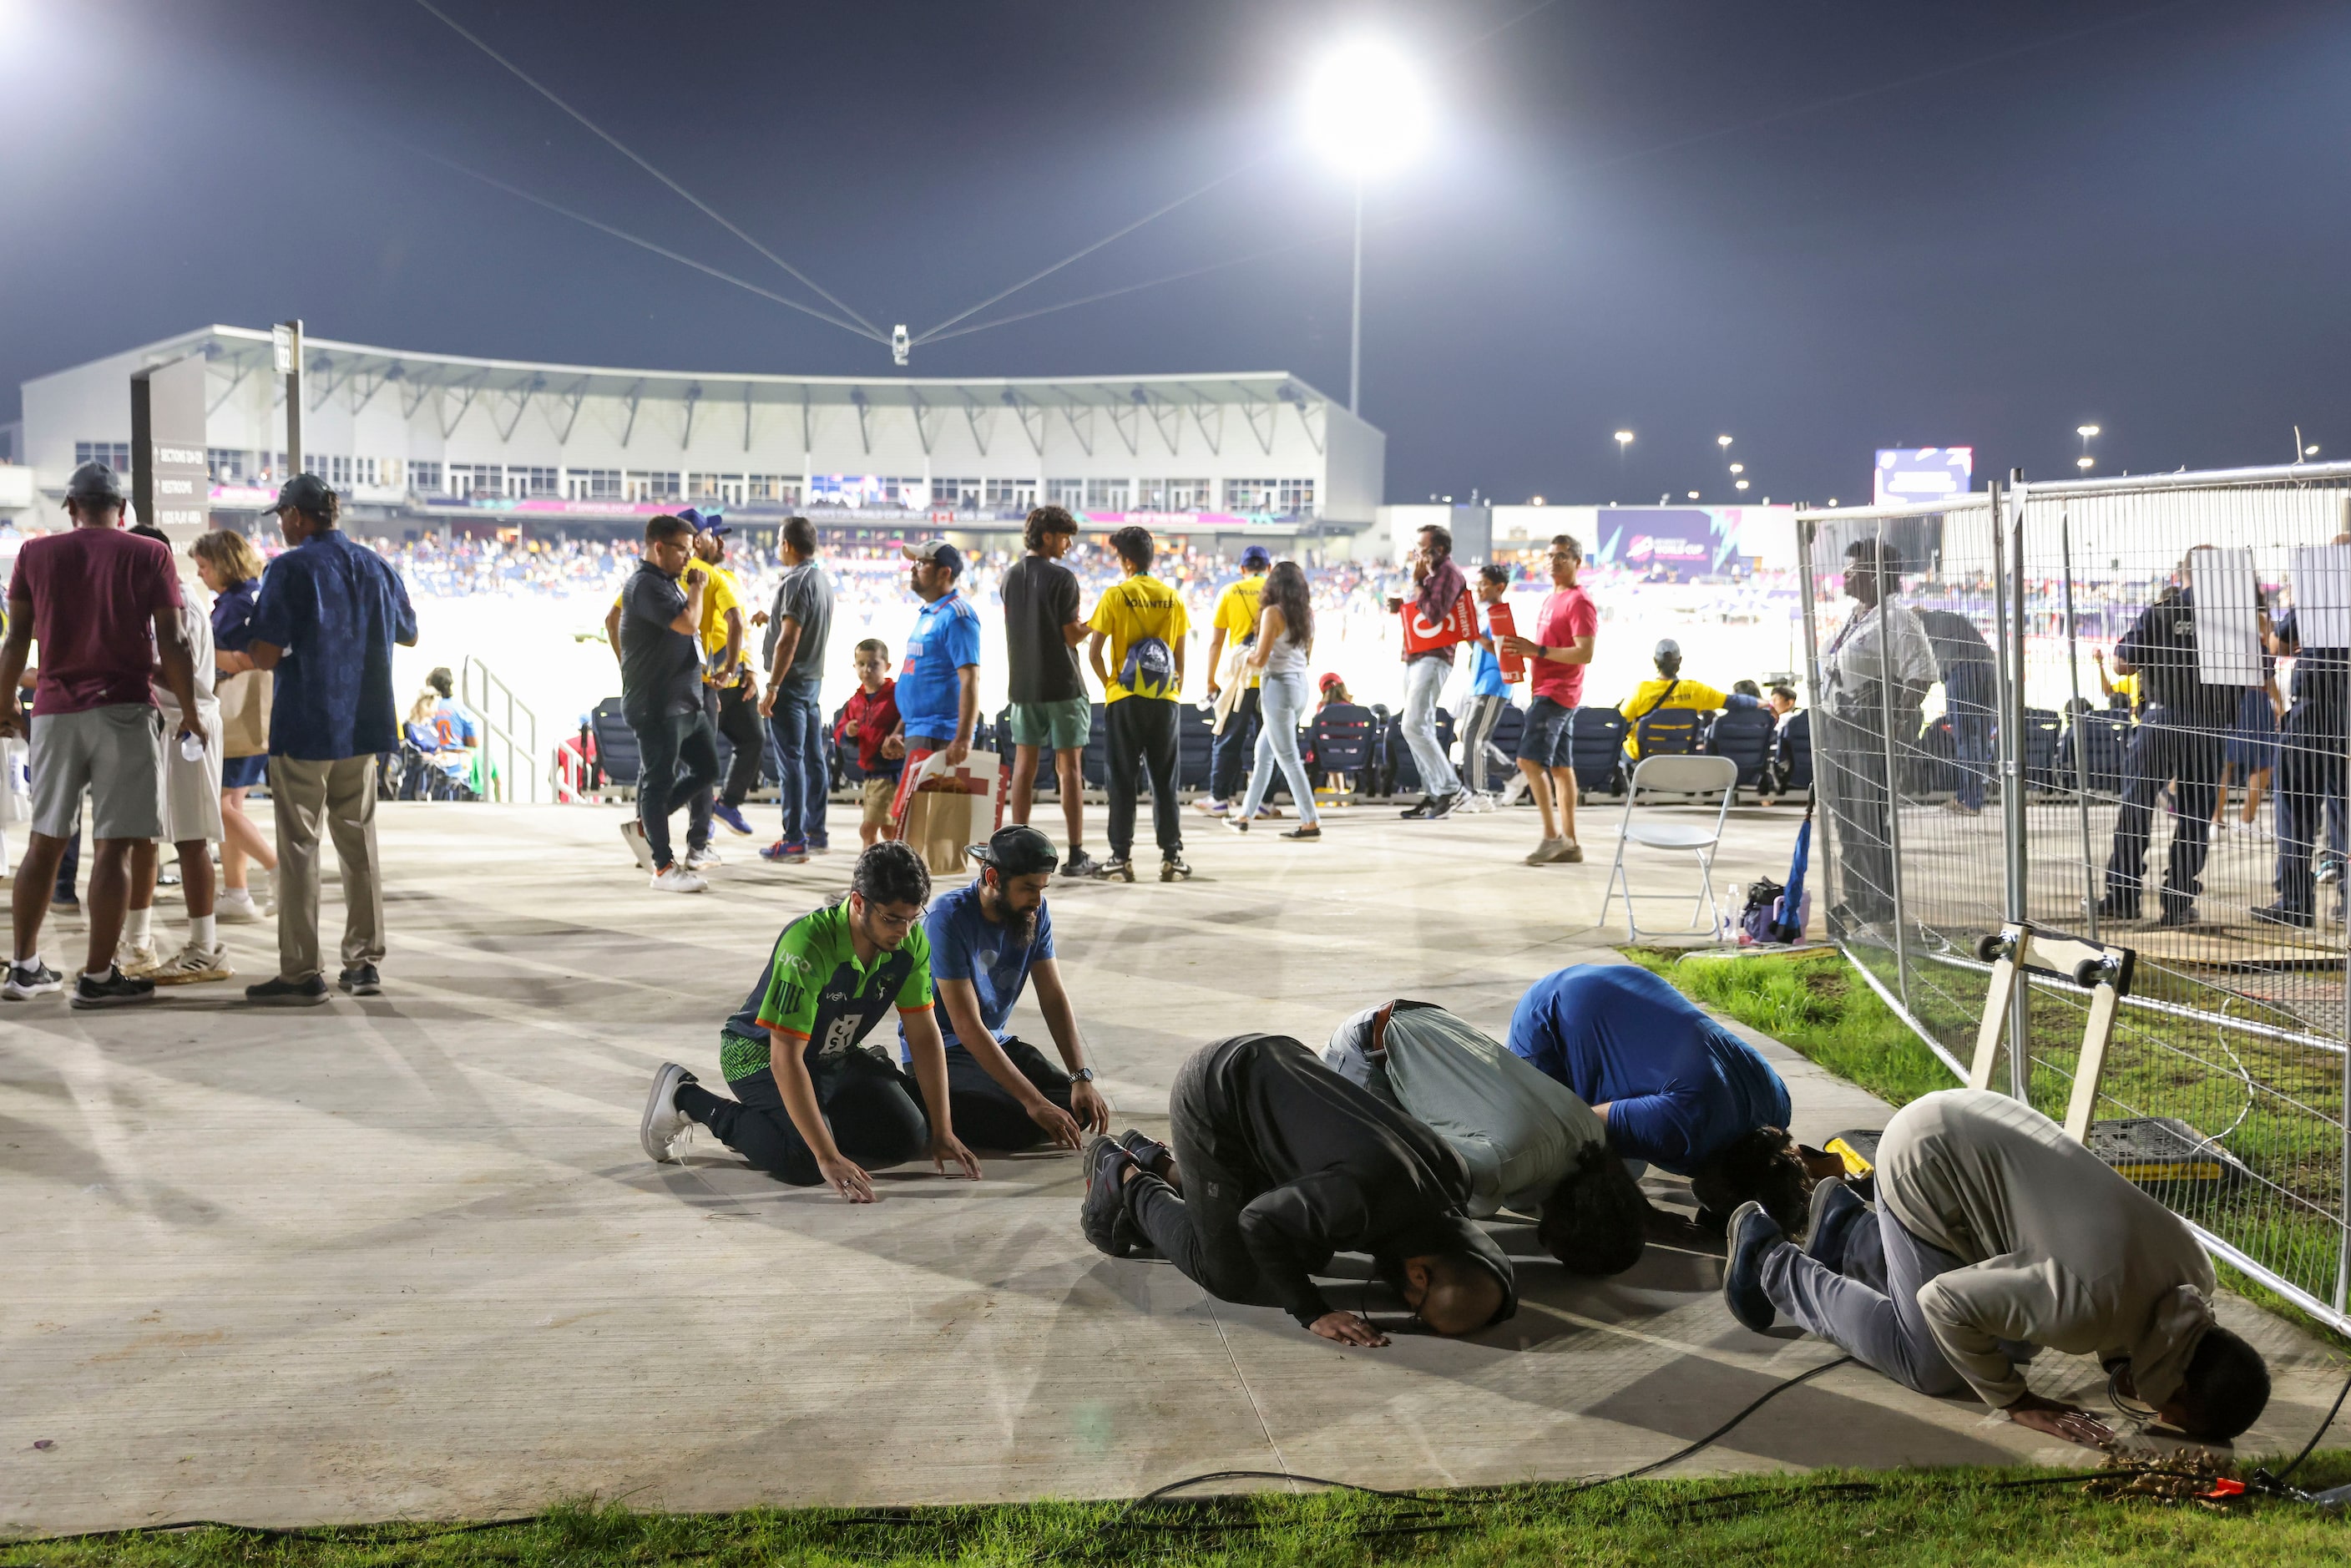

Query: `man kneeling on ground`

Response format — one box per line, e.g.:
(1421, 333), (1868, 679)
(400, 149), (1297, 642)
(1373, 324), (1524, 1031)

(1724, 1088), (2270, 1449)
(1508, 964), (1842, 1231)
(1326, 999), (1646, 1276)
(640, 842), (980, 1201)
(911, 824), (1109, 1151)
(1081, 1034), (1515, 1347)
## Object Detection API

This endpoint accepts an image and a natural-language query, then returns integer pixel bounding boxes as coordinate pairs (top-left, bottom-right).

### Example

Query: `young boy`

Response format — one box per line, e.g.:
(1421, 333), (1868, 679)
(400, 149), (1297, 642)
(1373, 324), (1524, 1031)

(833, 638), (903, 847)
(1456, 564), (1514, 809)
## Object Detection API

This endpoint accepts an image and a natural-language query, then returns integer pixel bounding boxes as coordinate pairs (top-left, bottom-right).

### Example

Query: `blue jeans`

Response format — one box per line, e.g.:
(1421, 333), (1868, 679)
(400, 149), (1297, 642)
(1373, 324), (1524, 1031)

(1945, 660), (1996, 811)
(1239, 670), (1318, 824)
(1400, 655), (1461, 797)
(767, 680), (829, 845)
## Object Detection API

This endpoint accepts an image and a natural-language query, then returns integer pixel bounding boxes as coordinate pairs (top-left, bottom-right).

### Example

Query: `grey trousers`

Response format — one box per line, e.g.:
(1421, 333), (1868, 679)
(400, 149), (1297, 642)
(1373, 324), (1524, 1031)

(269, 755), (385, 981)
(1760, 1201), (1968, 1396)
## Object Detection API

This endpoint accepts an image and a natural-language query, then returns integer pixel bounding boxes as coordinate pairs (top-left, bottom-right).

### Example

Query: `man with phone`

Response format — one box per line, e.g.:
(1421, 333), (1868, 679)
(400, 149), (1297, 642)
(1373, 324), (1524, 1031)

(616, 513), (717, 893)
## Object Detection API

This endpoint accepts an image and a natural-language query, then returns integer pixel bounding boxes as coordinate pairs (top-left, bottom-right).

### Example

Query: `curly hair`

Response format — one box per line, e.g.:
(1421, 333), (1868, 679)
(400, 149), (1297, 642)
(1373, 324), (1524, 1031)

(851, 840), (931, 908)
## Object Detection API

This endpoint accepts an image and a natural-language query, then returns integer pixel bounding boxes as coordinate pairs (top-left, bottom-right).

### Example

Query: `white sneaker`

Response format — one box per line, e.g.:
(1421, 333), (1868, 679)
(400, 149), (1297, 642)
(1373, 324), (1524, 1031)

(685, 843), (722, 871)
(650, 864), (708, 893)
(215, 888), (261, 924)
(620, 820), (655, 872)
(1500, 775), (1532, 807)
(641, 1061), (697, 1162)
(115, 938), (159, 976)
(145, 941), (234, 986)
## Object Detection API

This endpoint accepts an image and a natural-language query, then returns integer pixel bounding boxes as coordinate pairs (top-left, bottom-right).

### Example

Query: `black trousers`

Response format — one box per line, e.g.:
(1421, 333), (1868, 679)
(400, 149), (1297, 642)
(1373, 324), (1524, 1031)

(632, 706), (719, 867)
(2104, 705), (2225, 915)
(676, 1051), (929, 1186)
(706, 680), (766, 809)
(944, 1036), (1074, 1151)
(1823, 703), (1896, 924)
(1209, 685), (1262, 802)
(1107, 695), (1182, 861)
(2273, 721), (2348, 915)
(1125, 1039), (1302, 1311)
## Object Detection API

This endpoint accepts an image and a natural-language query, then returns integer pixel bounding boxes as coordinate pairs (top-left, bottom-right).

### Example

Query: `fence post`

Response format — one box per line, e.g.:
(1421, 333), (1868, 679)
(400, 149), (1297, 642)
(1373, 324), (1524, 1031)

(1796, 517), (1838, 923)
(2058, 508), (2101, 944)
(1873, 520), (1911, 1007)
(1990, 477), (2030, 1101)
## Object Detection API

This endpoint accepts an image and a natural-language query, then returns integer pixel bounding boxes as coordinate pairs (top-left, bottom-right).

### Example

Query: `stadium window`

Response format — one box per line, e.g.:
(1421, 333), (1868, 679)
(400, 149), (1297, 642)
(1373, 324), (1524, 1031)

(928, 477), (981, 508)
(627, 470), (680, 502)
(75, 441), (133, 473)
(1169, 478), (1213, 511)
(1225, 478), (1277, 513)
(327, 455), (351, 488)
(1084, 478), (1131, 512)
(986, 478), (1035, 511)
(569, 468), (619, 500)
(513, 466), (558, 498)
(1046, 478), (1085, 508)
(351, 457), (380, 488)
(1277, 478), (1316, 515)
(410, 459), (444, 494)
(746, 473), (801, 504)
(206, 448), (246, 482)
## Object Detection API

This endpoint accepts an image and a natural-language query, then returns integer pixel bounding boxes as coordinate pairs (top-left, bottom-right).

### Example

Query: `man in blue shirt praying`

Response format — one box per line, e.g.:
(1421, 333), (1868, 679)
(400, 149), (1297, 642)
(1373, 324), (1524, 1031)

(1507, 963), (1839, 1231)
(906, 824), (1108, 1151)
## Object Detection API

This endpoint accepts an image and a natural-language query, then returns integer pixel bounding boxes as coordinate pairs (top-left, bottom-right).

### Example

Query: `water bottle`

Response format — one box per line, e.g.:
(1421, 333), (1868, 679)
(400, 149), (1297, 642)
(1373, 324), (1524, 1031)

(179, 729), (205, 763)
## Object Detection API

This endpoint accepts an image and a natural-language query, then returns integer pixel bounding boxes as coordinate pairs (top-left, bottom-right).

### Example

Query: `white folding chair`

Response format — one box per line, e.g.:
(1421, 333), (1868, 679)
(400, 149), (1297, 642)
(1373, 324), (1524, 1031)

(1600, 754), (1738, 941)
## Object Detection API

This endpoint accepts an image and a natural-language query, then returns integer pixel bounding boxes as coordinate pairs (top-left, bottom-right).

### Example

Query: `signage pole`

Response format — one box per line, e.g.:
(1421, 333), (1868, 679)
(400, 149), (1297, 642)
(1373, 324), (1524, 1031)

(276, 320), (304, 477)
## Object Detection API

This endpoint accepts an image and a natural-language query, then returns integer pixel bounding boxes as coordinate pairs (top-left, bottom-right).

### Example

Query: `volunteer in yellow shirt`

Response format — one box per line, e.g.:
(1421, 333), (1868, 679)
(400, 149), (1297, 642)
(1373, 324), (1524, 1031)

(1201, 544), (1272, 812)
(1084, 525), (1191, 883)
(1620, 638), (1729, 759)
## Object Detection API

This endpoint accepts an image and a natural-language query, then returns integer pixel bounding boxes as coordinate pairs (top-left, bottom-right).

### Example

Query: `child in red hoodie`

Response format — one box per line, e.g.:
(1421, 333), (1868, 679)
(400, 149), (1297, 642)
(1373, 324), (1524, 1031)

(833, 638), (903, 845)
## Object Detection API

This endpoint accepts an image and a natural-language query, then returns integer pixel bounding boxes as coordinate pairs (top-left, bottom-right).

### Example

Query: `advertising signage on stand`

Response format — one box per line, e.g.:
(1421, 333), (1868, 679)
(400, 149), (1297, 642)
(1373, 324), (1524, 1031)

(132, 354), (210, 546)
(1873, 447), (1974, 506)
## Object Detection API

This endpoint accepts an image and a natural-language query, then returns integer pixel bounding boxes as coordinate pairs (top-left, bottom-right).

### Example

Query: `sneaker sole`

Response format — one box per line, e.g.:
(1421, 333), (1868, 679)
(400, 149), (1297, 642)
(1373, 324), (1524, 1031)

(70, 990), (156, 1009)
(1079, 1136), (1133, 1257)
(2, 984), (63, 1001)
(641, 1063), (693, 1163)
(248, 990), (331, 1006)
(149, 967), (235, 987)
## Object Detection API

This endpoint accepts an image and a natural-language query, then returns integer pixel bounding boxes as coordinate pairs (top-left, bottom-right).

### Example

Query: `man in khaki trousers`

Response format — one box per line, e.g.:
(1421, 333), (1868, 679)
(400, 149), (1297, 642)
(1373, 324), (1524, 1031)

(241, 475), (418, 1004)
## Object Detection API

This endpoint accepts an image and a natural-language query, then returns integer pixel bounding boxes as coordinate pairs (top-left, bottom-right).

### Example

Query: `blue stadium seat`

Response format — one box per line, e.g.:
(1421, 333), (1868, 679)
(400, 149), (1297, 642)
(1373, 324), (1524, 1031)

(2065, 710), (2130, 795)
(1705, 704), (1777, 791)
(1771, 709), (1813, 796)
(1567, 706), (1628, 795)
(2021, 706), (2065, 791)
(1383, 707), (1459, 794)
(1634, 708), (1703, 760)
(1308, 703), (1374, 791)
(589, 697), (638, 797)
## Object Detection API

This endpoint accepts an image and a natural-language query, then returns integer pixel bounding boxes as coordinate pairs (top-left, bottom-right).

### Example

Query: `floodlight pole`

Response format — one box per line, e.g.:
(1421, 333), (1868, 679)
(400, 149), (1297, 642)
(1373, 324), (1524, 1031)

(1348, 179), (1363, 417)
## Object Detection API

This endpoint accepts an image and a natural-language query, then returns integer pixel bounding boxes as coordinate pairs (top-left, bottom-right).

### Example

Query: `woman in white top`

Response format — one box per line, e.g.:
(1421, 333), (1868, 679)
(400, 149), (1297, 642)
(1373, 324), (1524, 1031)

(1227, 560), (1321, 841)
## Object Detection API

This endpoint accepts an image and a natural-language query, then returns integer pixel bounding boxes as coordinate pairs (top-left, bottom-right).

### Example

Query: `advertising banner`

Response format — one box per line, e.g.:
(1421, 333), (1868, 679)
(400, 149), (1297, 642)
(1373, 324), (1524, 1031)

(1873, 447), (1974, 506)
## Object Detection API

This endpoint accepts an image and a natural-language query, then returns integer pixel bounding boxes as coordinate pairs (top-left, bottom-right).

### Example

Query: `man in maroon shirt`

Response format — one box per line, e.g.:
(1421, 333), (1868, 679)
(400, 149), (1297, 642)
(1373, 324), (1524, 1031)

(1500, 534), (1599, 865)
(1386, 524), (1469, 819)
(0, 463), (201, 1007)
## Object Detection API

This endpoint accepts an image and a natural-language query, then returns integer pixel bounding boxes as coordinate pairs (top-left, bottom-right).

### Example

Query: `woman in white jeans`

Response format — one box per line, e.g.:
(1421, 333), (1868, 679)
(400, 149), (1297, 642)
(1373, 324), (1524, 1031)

(1227, 561), (1322, 842)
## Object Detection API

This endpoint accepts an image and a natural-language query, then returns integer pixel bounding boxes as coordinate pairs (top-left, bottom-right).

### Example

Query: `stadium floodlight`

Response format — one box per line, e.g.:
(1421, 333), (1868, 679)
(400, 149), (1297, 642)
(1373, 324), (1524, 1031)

(2076, 456), (2094, 471)
(1728, 463), (1744, 474)
(2308, 444), (2323, 457)
(1716, 434), (1733, 448)
(892, 325), (909, 367)
(2076, 425), (2100, 438)
(1614, 430), (1634, 447)
(1530, 495), (1546, 505)
(1686, 490), (1701, 499)
(1735, 479), (1751, 491)
(1306, 39), (1429, 417)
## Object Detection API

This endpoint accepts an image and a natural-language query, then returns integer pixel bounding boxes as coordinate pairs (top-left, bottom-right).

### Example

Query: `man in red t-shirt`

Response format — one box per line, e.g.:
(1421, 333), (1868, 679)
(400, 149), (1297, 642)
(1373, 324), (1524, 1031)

(1499, 534), (1598, 865)
(0, 463), (201, 1007)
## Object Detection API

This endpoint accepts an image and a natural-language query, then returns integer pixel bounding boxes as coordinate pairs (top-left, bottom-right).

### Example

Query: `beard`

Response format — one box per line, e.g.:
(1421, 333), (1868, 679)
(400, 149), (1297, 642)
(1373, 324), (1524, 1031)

(985, 888), (1039, 946)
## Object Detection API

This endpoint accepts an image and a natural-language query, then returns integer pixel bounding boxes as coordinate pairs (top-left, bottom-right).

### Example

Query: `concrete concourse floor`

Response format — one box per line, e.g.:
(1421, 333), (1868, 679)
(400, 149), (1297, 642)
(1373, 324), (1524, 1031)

(1, 793), (2341, 1534)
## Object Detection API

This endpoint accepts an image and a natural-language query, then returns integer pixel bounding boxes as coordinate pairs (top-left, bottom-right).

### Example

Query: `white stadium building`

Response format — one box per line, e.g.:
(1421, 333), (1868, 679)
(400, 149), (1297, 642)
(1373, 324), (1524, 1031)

(12, 324), (1387, 552)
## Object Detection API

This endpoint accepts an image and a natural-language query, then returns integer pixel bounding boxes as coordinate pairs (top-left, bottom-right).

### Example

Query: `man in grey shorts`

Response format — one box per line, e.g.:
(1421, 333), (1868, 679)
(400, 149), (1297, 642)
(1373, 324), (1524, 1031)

(0, 462), (200, 1008)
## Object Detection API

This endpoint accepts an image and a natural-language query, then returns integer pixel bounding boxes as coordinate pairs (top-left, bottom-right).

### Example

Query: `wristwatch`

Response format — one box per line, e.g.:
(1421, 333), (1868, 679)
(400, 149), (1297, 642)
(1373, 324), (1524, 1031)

(1069, 1067), (1096, 1084)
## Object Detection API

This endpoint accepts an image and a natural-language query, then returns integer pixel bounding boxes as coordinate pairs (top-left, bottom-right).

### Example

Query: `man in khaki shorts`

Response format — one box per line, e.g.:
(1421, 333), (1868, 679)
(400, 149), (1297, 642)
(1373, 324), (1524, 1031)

(0, 462), (200, 1009)
(120, 524), (230, 985)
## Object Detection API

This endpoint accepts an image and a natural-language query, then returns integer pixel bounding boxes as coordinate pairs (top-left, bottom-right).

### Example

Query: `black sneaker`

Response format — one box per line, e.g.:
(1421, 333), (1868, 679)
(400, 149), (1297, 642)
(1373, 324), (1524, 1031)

(1160, 855), (1191, 882)
(1117, 1129), (1176, 1184)
(1423, 792), (1463, 820)
(1080, 1135), (1138, 1257)
(2095, 895), (2141, 923)
(246, 974), (331, 1006)
(2251, 903), (2314, 930)
(1722, 1201), (1782, 1333)
(1061, 847), (1105, 879)
(1398, 796), (1436, 819)
(338, 964), (383, 996)
(1100, 857), (1136, 883)
(2, 960), (63, 1001)
(70, 965), (155, 1009)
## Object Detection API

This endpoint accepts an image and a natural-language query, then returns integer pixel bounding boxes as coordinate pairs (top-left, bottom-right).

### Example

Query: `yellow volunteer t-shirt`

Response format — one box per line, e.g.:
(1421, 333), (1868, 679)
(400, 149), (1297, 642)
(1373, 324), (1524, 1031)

(697, 565), (744, 680)
(1213, 575), (1267, 689)
(1089, 574), (1191, 703)
(1620, 676), (1729, 759)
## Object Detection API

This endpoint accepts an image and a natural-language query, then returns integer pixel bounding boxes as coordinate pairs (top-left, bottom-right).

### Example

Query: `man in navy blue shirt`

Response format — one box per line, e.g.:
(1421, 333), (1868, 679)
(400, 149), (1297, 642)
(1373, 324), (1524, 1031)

(242, 475), (417, 1004)
(618, 514), (717, 893)
(908, 824), (1108, 1151)
(1507, 964), (1838, 1231)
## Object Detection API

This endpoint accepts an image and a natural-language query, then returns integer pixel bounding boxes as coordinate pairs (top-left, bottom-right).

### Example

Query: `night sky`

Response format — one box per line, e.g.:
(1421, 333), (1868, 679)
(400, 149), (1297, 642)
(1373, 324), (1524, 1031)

(4, 0), (2346, 507)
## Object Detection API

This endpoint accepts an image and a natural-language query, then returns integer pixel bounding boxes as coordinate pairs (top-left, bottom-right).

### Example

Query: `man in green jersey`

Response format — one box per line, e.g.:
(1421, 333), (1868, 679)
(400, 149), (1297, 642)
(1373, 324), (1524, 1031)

(640, 841), (981, 1201)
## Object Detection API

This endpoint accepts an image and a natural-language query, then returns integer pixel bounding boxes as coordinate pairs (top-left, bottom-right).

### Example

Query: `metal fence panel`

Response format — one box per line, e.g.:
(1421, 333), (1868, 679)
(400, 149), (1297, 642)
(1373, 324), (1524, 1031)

(1798, 464), (2351, 1334)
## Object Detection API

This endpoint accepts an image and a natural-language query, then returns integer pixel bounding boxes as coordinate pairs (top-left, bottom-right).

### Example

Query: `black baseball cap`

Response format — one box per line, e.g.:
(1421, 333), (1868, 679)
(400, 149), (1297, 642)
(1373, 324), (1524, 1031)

(261, 473), (336, 517)
(968, 824), (1059, 877)
(64, 461), (126, 503)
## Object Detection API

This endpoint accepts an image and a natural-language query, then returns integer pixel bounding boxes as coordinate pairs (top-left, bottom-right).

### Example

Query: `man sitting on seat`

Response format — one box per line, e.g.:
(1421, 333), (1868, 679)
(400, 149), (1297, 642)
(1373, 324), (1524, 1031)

(1082, 1034), (1516, 1347)
(639, 842), (981, 1201)
(1325, 999), (1646, 1276)
(1723, 1089), (2270, 1449)
(1507, 964), (1841, 1231)
(1620, 639), (1740, 760)
(913, 824), (1110, 1151)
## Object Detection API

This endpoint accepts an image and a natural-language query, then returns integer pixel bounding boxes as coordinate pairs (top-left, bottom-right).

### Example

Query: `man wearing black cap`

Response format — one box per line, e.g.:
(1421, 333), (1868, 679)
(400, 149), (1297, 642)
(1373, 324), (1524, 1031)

(1200, 545), (1272, 817)
(908, 824), (1108, 1151)
(242, 473), (418, 1001)
(892, 539), (981, 771)
(1082, 1034), (1516, 1346)
(0, 462), (201, 1006)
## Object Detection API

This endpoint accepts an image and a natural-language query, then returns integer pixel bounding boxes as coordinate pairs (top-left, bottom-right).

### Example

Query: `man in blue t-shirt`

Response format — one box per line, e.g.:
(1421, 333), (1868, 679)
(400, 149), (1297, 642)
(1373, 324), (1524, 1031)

(905, 824), (1109, 1151)
(1507, 964), (1839, 1231)
(892, 539), (982, 768)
